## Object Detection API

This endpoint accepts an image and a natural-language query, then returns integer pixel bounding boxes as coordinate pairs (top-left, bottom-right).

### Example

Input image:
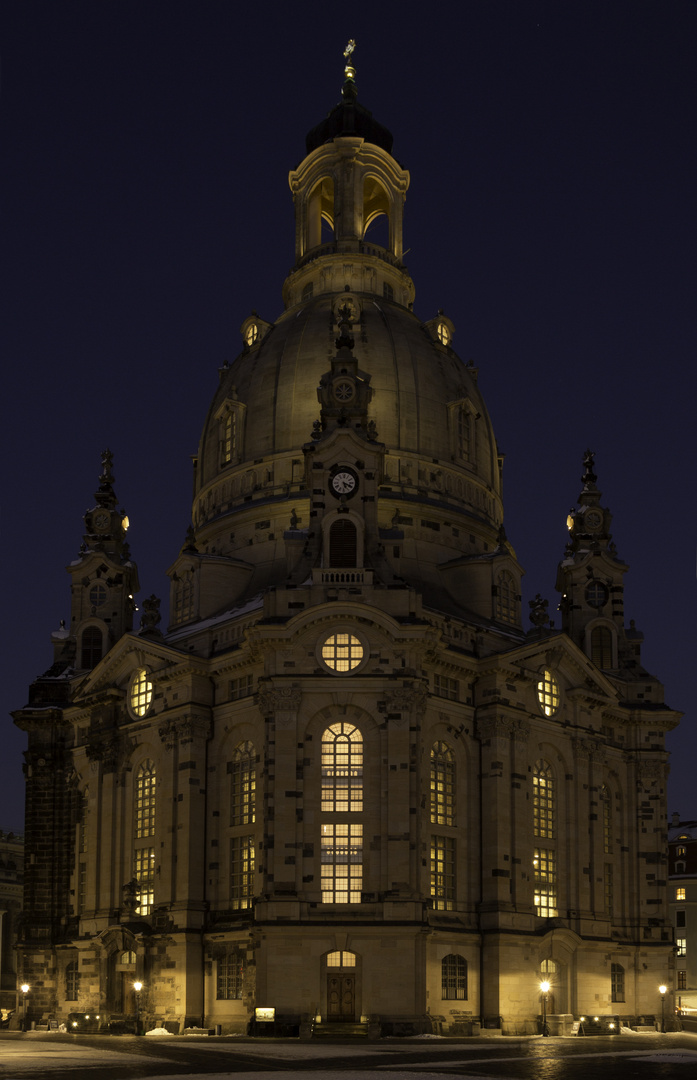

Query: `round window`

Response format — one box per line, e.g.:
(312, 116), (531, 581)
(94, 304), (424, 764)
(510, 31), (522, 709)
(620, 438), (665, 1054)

(320, 632), (365, 674)
(536, 669), (560, 717)
(89, 584), (108, 609)
(130, 668), (153, 717)
(585, 581), (609, 608)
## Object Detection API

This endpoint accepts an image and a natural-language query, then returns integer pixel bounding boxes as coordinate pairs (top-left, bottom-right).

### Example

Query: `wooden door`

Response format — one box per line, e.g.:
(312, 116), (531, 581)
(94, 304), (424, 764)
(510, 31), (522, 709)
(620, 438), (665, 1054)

(327, 975), (355, 1021)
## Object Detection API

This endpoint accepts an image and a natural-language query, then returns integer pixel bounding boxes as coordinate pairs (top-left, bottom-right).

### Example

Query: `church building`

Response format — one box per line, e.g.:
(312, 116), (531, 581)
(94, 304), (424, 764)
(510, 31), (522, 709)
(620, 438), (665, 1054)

(14, 47), (680, 1036)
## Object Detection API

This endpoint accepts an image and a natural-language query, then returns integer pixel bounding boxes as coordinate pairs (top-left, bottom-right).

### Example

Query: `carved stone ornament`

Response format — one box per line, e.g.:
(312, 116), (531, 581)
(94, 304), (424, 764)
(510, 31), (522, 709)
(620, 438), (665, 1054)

(511, 718), (531, 742)
(86, 733), (127, 773)
(475, 716), (515, 740)
(572, 737), (606, 763)
(257, 686), (302, 718)
(637, 763), (663, 786)
(158, 715), (212, 751)
(385, 684), (429, 716)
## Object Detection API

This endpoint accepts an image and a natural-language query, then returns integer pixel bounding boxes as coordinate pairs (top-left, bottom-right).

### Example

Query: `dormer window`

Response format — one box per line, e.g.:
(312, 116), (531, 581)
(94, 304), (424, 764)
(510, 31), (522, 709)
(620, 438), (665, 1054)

(245, 323), (258, 346)
(437, 322), (450, 345)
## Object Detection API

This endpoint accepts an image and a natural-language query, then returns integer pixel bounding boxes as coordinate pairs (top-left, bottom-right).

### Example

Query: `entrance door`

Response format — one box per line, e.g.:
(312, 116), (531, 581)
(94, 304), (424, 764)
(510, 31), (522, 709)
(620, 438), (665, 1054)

(327, 975), (355, 1021)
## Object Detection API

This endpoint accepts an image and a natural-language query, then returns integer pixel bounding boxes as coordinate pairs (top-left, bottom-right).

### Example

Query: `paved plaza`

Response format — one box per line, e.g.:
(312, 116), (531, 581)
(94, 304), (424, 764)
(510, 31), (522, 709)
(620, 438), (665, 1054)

(1, 1031), (697, 1080)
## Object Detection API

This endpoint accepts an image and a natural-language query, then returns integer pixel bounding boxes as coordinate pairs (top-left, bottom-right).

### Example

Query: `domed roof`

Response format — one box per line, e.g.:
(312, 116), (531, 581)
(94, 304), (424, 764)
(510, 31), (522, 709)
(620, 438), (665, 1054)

(179, 61), (519, 627)
(196, 292), (501, 527)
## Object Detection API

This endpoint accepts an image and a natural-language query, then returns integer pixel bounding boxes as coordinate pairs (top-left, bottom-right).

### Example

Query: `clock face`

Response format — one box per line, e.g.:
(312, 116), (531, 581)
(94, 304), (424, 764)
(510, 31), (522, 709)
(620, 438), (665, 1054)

(93, 510), (110, 532)
(330, 470), (357, 497)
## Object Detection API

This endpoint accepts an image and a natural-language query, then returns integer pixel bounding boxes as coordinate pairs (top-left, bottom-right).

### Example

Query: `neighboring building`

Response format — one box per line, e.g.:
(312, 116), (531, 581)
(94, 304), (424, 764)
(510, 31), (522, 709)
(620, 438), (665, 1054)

(668, 814), (697, 1012)
(0, 831), (23, 1014)
(13, 51), (681, 1036)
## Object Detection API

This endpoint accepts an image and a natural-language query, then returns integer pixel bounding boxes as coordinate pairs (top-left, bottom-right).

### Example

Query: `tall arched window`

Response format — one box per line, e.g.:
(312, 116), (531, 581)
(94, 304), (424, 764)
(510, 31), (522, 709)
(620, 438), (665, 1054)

(329, 519), (357, 567)
(430, 742), (455, 826)
(320, 722), (363, 904)
(134, 761), (156, 916)
(322, 724), (363, 812)
(230, 741), (256, 826)
(533, 759), (557, 918)
(495, 571), (517, 624)
(441, 954), (467, 1000)
(533, 760), (555, 839)
(80, 626), (103, 668)
(591, 626), (613, 668)
(217, 948), (245, 999)
(135, 761), (156, 839)
(65, 960), (79, 1001)
(600, 785), (612, 854)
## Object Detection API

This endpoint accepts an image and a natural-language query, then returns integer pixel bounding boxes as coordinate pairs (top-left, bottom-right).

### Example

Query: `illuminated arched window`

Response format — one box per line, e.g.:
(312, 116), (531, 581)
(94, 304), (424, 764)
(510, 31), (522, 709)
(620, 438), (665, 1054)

(437, 322), (450, 346)
(536, 670), (560, 716)
(221, 410), (236, 465)
(230, 741), (256, 826)
(134, 760), (156, 917)
(430, 742), (455, 826)
(495, 571), (517, 625)
(533, 760), (555, 839)
(135, 761), (156, 839)
(591, 626), (613, 668)
(326, 950), (356, 968)
(321, 723), (363, 812)
(81, 626), (103, 668)
(441, 954), (467, 999)
(130, 669), (153, 718)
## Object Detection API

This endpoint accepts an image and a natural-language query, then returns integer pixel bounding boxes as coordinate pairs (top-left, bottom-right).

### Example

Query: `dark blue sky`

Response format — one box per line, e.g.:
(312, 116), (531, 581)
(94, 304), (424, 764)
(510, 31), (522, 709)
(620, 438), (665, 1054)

(1, 1), (695, 832)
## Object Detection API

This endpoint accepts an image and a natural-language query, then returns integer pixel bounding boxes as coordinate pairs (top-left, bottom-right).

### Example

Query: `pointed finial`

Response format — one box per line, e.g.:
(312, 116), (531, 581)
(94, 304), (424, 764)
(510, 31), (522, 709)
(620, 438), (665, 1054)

(581, 448), (597, 488)
(95, 448), (117, 509)
(342, 39), (357, 101)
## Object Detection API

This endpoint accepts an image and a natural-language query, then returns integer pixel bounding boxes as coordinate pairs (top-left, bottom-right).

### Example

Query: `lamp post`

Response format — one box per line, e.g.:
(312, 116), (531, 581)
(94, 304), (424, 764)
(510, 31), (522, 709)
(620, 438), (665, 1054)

(540, 980), (550, 1036)
(20, 983), (29, 1032)
(659, 984), (667, 1033)
(133, 981), (142, 1035)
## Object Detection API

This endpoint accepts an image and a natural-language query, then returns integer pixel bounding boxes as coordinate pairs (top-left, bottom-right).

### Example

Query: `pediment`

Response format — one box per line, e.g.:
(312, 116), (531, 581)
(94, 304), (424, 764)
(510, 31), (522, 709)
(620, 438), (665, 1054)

(496, 632), (619, 703)
(71, 632), (188, 705)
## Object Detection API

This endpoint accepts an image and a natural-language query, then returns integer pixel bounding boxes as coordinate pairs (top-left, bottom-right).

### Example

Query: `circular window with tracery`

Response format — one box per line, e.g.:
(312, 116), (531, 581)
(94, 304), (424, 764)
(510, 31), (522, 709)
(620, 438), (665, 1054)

(437, 322), (450, 345)
(536, 669), (560, 717)
(89, 584), (108, 609)
(320, 632), (365, 674)
(130, 668), (153, 717)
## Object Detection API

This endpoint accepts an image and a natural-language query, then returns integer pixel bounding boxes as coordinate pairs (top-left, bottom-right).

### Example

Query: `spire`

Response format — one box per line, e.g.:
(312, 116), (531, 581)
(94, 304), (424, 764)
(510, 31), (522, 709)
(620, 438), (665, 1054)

(95, 448), (118, 511)
(342, 39), (357, 102)
(82, 449), (131, 562)
(565, 449), (613, 550)
(304, 39), (394, 154)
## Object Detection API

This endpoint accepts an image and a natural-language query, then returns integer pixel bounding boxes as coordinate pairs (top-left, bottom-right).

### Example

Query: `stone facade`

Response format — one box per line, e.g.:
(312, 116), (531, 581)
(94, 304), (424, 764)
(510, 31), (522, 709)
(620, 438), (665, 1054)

(14, 57), (680, 1036)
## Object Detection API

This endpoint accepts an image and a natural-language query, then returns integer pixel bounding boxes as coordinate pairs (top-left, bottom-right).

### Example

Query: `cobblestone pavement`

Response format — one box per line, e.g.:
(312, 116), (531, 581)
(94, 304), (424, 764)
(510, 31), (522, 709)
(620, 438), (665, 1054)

(1, 1031), (697, 1080)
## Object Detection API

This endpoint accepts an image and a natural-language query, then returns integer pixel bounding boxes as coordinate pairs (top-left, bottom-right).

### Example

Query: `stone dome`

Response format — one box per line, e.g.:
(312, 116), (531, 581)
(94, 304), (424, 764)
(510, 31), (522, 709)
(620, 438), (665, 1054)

(178, 87), (520, 625)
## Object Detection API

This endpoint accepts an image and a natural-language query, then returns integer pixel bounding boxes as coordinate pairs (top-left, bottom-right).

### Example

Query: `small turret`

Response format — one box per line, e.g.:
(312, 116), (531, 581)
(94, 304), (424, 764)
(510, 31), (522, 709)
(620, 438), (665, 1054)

(65, 450), (139, 670)
(556, 450), (627, 668)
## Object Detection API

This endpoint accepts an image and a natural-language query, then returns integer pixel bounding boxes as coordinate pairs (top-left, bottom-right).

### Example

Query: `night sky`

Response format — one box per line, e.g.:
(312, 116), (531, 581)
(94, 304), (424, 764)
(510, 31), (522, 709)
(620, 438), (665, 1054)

(1, 2), (695, 833)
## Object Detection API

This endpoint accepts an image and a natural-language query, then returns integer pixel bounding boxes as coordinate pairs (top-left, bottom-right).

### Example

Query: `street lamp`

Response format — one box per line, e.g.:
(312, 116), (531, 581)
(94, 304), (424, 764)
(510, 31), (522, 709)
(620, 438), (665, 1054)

(659, 984), (667, 1033)
(133, 981), (143, 1035)
(540, 980), (550, 1037)
(20, 984), (29, 1032)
